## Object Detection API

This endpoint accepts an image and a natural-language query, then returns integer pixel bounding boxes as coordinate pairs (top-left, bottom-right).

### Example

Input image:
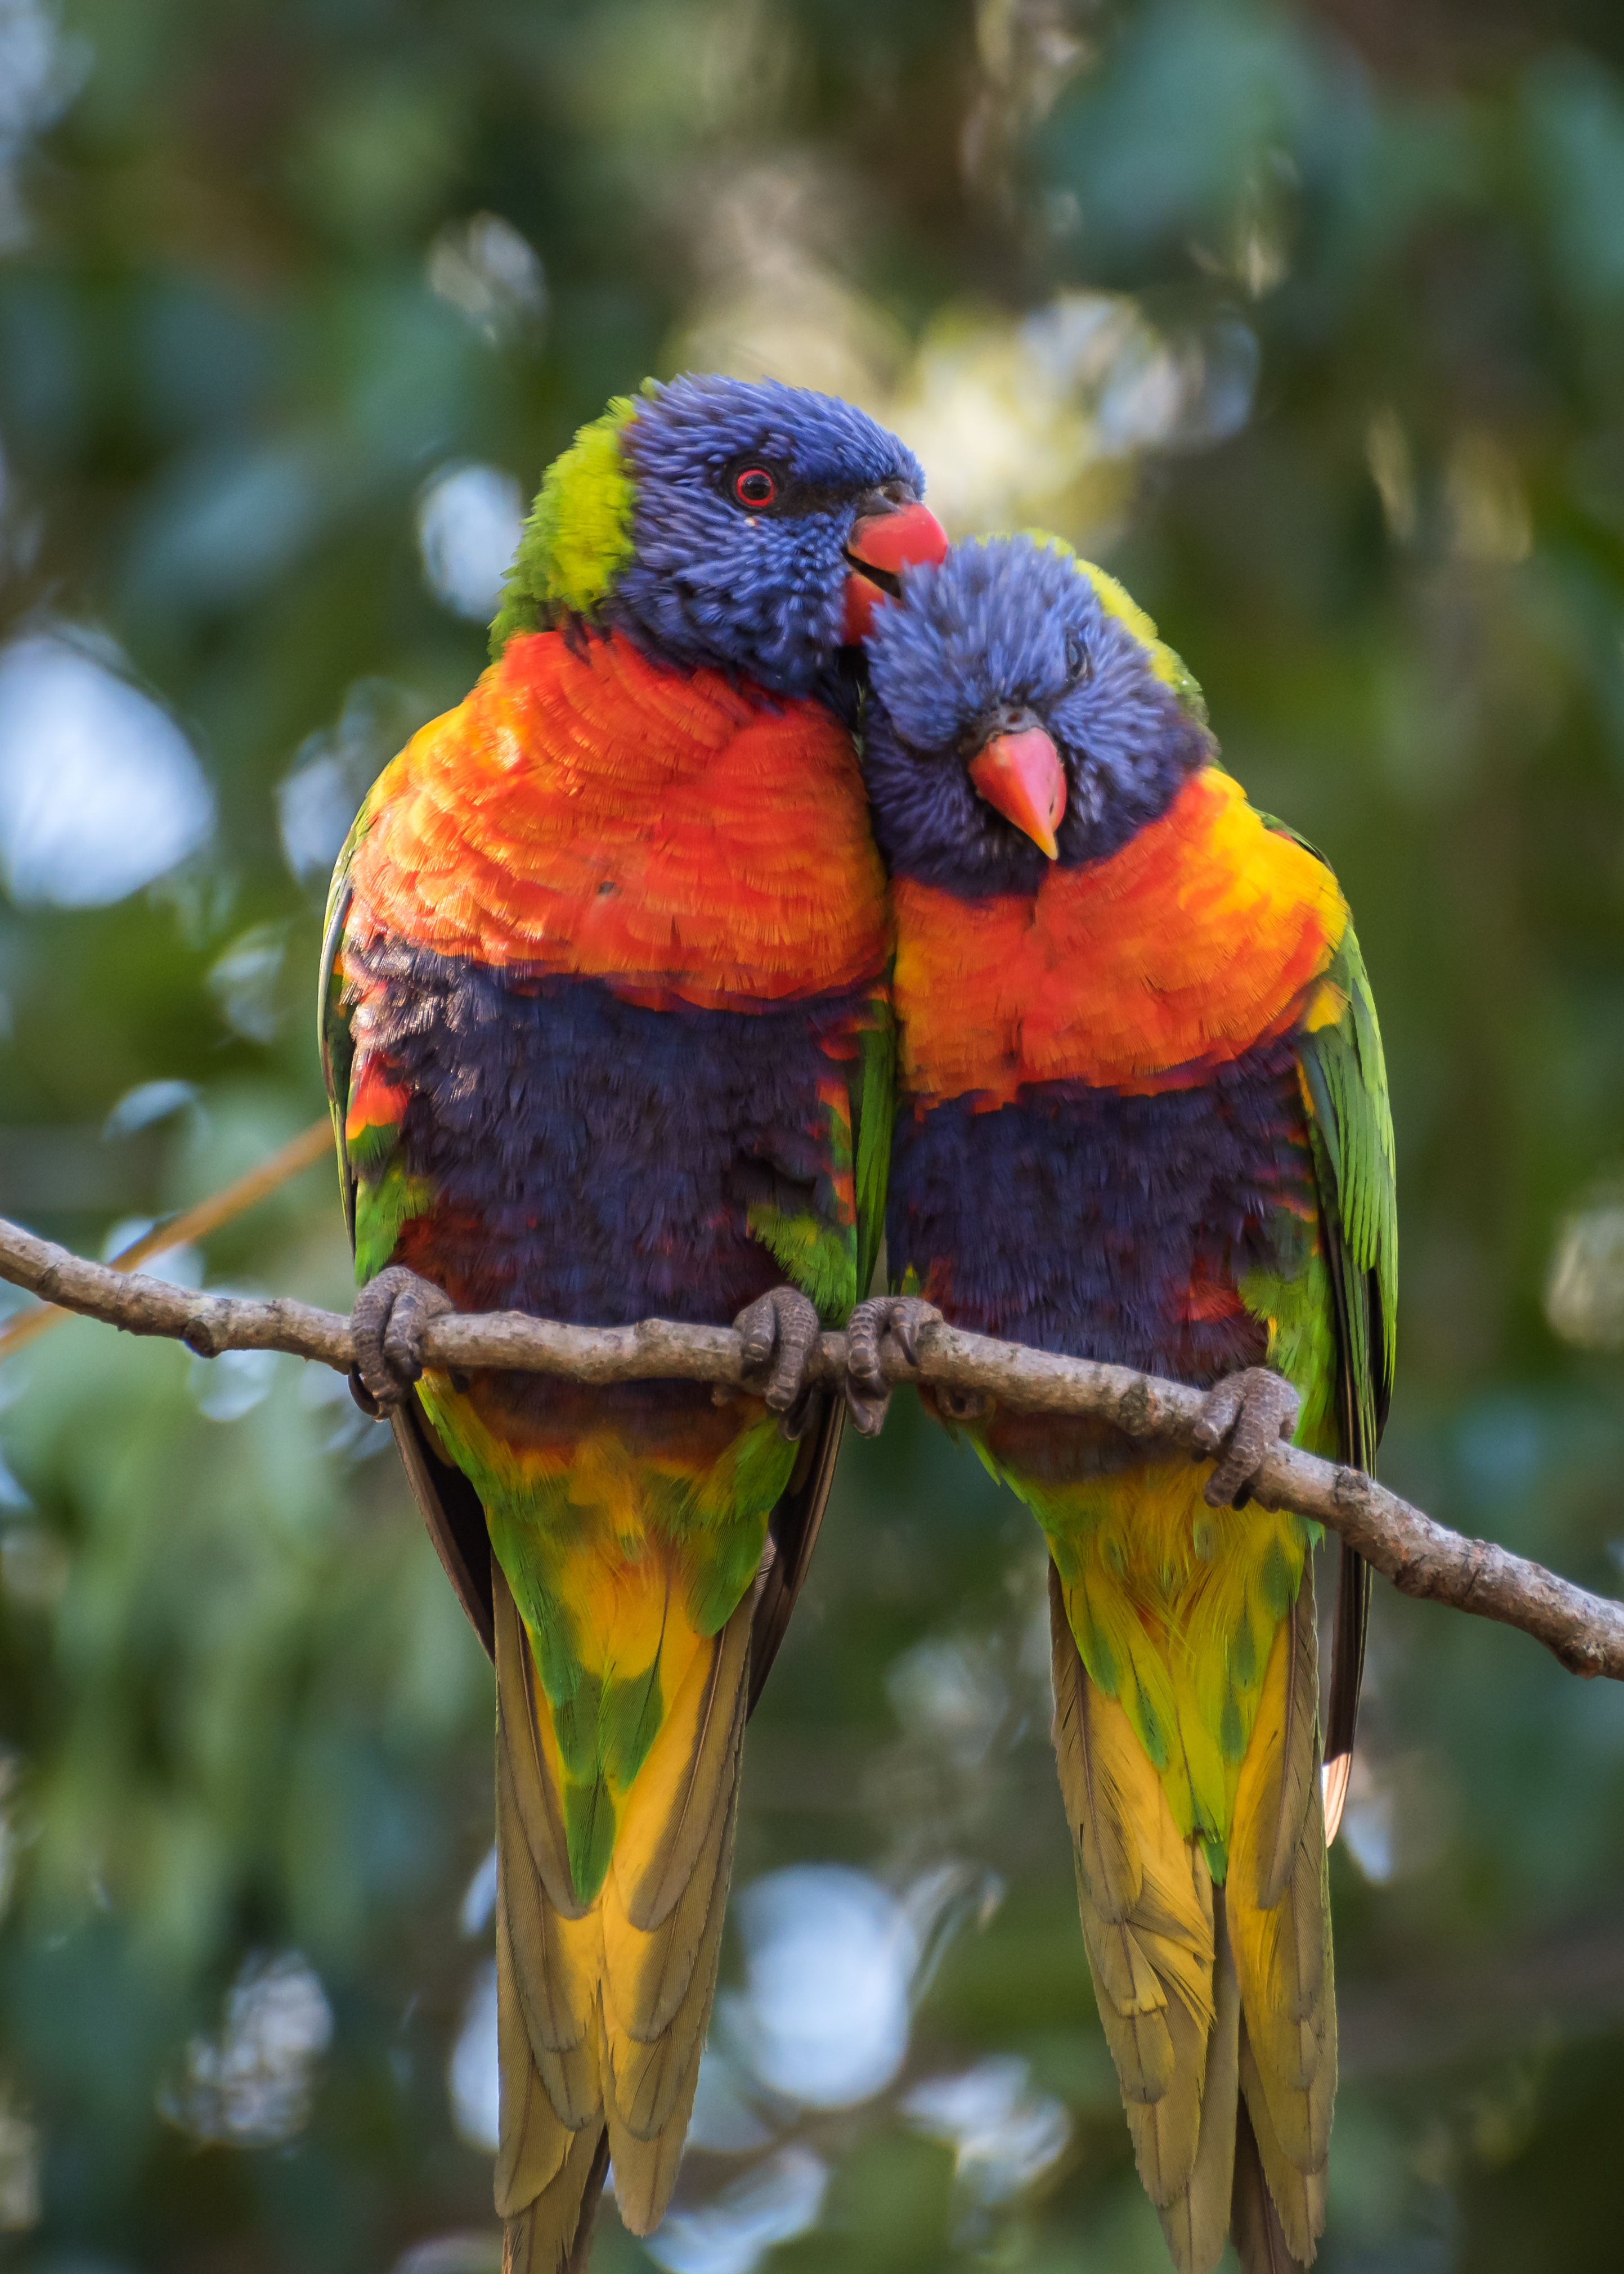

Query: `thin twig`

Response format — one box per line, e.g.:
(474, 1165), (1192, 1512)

(2, 1210), (1621, 1682)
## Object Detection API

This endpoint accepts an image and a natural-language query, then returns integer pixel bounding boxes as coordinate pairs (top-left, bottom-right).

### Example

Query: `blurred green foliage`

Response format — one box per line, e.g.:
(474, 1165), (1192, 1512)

(4, 1), (1624, 2268)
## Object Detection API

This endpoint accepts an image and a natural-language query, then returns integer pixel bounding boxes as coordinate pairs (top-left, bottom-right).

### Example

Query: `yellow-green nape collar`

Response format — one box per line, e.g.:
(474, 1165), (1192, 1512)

(1024, 528), (1208, 726)
(488, 392), (641, 654)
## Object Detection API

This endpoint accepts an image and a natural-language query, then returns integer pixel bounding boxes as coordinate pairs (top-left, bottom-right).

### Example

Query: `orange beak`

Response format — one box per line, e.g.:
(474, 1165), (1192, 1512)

(842, 500), (949, 642)
(968, 727), (1067, 859)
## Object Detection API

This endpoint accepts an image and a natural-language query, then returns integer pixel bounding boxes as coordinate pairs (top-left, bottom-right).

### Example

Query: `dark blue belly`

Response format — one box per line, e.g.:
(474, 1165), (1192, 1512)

(352, 937), (860, 1330)
(887, 1038), (1313, 1390)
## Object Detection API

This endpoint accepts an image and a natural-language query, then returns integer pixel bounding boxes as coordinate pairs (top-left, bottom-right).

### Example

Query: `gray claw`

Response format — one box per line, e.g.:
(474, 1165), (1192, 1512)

(844, 1295), (941, 1438)
(1191, 1365), (1300, 1507)
(351, 1264), (456, 1412)
(734, 1285), (824, 1441)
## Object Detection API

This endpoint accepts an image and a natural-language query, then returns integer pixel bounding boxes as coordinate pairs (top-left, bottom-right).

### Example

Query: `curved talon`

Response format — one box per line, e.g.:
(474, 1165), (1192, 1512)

(348, 1367), (386, 1420)
(351, 1264), (456, 1411)
(844, 1295), (941, 1437)
(734, 1284), (824, 1441)
(1192, 1365), (1300, 1508)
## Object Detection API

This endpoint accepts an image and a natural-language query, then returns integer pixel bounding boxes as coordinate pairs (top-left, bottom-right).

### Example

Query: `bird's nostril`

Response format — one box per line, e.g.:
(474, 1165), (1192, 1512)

(985, 704), (1043, 740)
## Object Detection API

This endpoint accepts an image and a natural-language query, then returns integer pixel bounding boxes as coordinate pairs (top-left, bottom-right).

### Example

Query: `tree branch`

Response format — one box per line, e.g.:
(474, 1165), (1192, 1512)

(3, 1210), (1621, 1682)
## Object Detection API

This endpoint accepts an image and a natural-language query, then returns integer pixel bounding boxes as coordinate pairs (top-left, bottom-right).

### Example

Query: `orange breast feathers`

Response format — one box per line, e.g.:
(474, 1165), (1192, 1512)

(894, 767), (1349, 1106)
(343, 630), (891, 1008)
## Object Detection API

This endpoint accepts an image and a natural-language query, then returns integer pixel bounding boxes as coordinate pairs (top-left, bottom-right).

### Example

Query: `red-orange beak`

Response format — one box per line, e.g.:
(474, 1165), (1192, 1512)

(842, 500), (949, 642)
(968, 727), (1066, 859)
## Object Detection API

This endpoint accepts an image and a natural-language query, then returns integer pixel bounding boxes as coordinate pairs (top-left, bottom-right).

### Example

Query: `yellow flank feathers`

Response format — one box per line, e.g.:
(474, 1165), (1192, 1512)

(1302, 976), (1350, 1034)
(1032, 1448), (1308, 1869)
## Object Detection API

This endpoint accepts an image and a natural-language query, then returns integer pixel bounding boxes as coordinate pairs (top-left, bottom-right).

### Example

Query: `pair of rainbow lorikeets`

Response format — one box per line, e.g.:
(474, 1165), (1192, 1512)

(320, 376), (1396, 2274)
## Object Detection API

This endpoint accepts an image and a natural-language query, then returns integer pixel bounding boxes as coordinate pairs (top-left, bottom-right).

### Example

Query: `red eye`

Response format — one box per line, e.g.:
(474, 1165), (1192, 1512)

(734, 466), (778, 508)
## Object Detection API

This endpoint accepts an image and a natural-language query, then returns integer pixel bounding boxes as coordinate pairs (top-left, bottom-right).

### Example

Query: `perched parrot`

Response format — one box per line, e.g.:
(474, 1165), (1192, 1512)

(318, 375), (946, 2272)
(847, 535), (1396, 2272)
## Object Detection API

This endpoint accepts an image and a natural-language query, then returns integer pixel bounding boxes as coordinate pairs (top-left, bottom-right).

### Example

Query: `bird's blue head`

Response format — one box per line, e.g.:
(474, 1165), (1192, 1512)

(862, 534), (1213, 896)
(491, 374), (947, 696)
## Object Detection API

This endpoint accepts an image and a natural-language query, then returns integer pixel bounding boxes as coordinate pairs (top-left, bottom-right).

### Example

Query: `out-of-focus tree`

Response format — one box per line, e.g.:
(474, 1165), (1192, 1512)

(3, 1), (1624, 2267)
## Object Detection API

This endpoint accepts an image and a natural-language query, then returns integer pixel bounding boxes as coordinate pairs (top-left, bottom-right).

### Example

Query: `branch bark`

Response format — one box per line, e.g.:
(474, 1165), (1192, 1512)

(3, 1210), (1621, 1683)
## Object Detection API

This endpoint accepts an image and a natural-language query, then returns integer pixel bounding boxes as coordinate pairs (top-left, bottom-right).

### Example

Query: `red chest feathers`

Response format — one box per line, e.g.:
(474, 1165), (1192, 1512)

(346, 630), (891, 1008)
(893, 769), (1347, 1105)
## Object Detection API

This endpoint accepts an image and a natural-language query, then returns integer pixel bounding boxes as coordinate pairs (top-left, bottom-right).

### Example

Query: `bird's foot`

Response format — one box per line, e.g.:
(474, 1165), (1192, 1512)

(734, 1284), (825, 1441)
(349, 1265), (456, 1416)
(844, 1295), (942, 1437)
(1191, 1366), (1300, 1507)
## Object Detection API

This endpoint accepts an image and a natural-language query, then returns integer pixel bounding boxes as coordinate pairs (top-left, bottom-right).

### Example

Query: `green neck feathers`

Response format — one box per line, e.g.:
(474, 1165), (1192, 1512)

(488, 395), (639, 656)
(1027, 529), (1208, 726)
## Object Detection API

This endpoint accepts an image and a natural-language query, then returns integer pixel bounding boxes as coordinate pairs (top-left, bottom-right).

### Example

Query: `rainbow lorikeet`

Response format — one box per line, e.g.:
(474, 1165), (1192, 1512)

(318, 376), (946, 2271)
(849, 536), (1396, 2272)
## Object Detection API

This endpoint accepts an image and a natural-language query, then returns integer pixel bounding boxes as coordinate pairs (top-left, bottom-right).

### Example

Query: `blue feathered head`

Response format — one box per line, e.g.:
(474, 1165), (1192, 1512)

(492, 374), (945, 696)
(862, 534), (1212, 894)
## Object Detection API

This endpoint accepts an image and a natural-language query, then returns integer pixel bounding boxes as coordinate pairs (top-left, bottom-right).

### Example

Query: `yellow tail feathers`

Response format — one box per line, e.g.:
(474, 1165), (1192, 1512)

(499, 2125), (609, 2273)
(1231, 2092), (1313, 2274)
(1227, 1574), (1335, 2262)
(493, 1565), (751, 2268)
(1049, 1560), (1335, 2274)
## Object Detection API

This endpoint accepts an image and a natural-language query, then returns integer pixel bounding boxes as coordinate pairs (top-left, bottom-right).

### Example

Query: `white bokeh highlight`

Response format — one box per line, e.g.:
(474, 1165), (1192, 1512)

(0, 0), (91, 250)
(448, 1958), (500, 2154)
(903, 2055), (1070, 2204)
(189, 1343), (280, 1425)
(644, 2146), (828, 2274)
(207, 922), (288, 1044)
(0, 631), (214, 906)
(102, 1078), (200, 1140)
(161, 1950), (333, 2147)
(459, 1843), (499, 1939)
(417, 463), (524, 621)
(277, 677), (429, 890)
(733, 1865), (917, 2109)
(427, 212), (548, 342)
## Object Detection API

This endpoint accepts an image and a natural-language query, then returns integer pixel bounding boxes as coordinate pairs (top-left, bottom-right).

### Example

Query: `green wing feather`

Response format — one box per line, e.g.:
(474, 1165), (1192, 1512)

(1295, 916), (1398, 1457)
(1267, 821), (1397, 1777)
(747, 982), (894, 1708)
(317, 779), (398, 1243)
(318, 822), (497, 1658)
(854, 985), (896, 1301)
(317, 868), (357, 1245)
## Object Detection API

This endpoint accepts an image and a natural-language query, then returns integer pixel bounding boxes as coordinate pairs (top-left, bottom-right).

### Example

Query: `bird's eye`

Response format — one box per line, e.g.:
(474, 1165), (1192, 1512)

(1065, 631), (1092, 686)
(733, 467), (778, 509)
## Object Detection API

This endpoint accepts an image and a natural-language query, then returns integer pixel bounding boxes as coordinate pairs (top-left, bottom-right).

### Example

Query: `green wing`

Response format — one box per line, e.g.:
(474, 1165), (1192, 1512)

(317, 771), (409, 1243)
(1293, 884), (1398, 1780)
(748, 984), (895, 1708)
(854, 996), (896, 1303)
(316, 836), (498, 1661)
(1296, 916), (1398, 1467)
(317, 868), (357, 1245)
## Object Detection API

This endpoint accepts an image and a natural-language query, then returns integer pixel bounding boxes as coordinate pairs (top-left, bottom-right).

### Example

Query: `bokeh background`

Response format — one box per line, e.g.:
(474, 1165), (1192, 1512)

(3, 0), (1624, 2266)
